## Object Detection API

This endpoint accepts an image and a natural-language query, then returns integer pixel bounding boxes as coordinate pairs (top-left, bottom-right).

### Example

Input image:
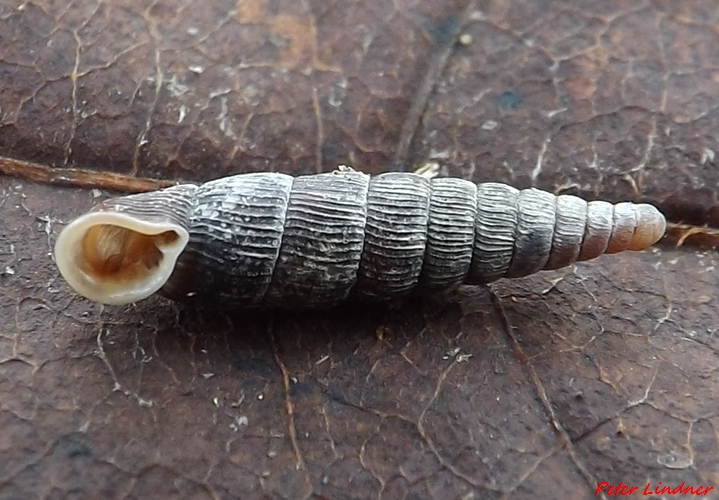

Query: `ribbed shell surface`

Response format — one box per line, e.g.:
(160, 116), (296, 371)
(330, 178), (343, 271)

(355, 173), (430, 300)
(163, 173), (293, 306)
(151, 171), (662, 308)
(93, 184), (198, 230)
(264, 172), (369, 308)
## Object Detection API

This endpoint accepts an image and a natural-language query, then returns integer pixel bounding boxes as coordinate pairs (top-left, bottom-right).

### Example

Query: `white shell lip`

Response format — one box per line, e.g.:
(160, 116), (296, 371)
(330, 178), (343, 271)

(54, 211), (189, 305)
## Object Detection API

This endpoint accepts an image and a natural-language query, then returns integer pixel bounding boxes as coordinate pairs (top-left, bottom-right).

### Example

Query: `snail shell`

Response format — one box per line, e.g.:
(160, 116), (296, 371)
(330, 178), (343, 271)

(54, 170), (666, 308)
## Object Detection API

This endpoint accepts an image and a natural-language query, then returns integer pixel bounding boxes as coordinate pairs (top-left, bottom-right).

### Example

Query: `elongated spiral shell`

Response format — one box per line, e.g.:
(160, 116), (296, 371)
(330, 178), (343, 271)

(54, 170), (666, 308)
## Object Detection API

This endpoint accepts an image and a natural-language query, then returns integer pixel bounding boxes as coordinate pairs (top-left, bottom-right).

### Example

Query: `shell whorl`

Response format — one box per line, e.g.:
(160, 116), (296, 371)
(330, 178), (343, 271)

(54, 171), (666, 308)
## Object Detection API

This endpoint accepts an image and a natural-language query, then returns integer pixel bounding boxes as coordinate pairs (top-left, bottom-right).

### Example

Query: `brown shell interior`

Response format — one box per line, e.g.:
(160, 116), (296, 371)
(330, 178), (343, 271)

(80, 224), (180, 284)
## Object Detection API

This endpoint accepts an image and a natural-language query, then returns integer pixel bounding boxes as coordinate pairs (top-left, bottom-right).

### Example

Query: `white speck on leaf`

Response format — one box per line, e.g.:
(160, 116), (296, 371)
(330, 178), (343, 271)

(657, 450), (693, 469)
(166, 74), (189, 97)
(328, 78), (348, 107)
(209, 88), (232, 99)
(218, 96), (237, 140)
(429, 148), (452, 160)
(443, 347), (461, 360)
(701, 147), (715, 165)
(138, 398), (153, 408)
(481, 120), (498, 131)
(229, 415), (249, 431)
